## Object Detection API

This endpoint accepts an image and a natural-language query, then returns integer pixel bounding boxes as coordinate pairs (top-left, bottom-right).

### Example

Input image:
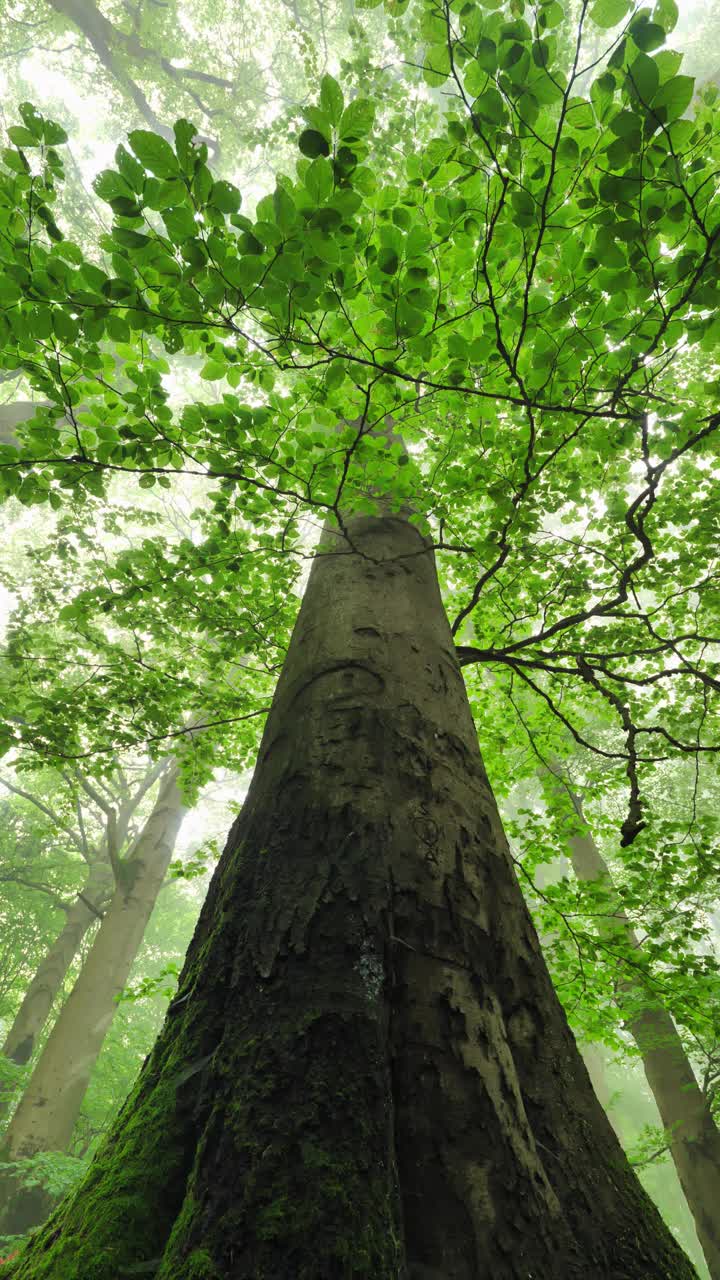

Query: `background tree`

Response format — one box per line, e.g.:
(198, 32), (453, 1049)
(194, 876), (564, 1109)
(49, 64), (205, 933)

(0, 763), (225, 1255)
(0, 760), (164, 1082)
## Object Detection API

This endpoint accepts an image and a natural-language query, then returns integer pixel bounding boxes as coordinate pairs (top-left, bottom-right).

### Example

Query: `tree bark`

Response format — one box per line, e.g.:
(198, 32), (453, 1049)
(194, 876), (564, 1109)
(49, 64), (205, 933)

(1, 860), (113, 1070)
(0, 767), (186, 1237)
(0, 761), (163, 1107)
(44, 0), (221, 151)
(3, 512), (697, 1278)
(560, 783), (720, 1280)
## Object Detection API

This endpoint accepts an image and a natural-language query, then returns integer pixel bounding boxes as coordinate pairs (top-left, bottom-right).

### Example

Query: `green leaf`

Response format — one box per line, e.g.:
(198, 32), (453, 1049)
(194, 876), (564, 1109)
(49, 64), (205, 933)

(273, 185), (295, 232)
(606, 136), (631, 168)
(108, 196), (142, 218)
(3, 147), (30, 174)
(557, 136), (580, 164)
(107, 314), (131, 342)
(397, 298), (424, 335)
(18, 102), (44, 139)
(128, 130), (180, 179)
(193, 164), (213, 204)
(200, 361), (226, 380)
(477, 38), (497, 73)
(474, 87), (506, 124)
(626, 52), (660, 103)
(173, 118), (198, 171)
(8, 127), (39, 147)
(424, 43), (452, 87)
(652, 75), (694, 121)
(54, 241), (83, 265)
(43, 121), (68, 146)
(52, 309), (78, 341)
(591, 71), (617, 117)
(303, 106), (332, 137)
(238, 231), (264, 255)
(378, 247), (399, 274)
(113, 228), (151, 249)
(566, 97), (595, 130)
(225, 256), (265, 290)
(511, 189), (535, 225)
(320, 75), (344, 125)
(539, 0), (564, 27)
(610, 109), (642, 138)
(116, 144), (145, 191)
(209, 180), (242, 214)
(589, 0), (632, 27)
(305, 157), (333, 204)
(298, 130), (330, 159)
(406, 224), (432, 257)
(629, 18), (666, 52)
(654, 49), (683, 82)
(532, 38), (550, 69)
(653, 0), (678, 31)
(339, 99), (375, 142)
(163, 206), (197, 241)
(325, 361), (346, 390)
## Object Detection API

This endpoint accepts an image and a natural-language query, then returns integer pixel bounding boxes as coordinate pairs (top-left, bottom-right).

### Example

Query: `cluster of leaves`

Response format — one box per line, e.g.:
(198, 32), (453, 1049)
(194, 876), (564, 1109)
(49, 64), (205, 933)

(168, 834), (221, 882)
(0, 1150), (86, 1202)
(115, 961), (180, 1005)
(0, 0), (717, 804)
(0, 1149), (88, 1260)
(0, 491), (297, 780)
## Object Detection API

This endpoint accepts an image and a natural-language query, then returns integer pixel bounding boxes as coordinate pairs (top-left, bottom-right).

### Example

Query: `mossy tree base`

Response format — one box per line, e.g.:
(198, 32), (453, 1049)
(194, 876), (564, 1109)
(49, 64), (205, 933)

(4, 516), (698, 1280)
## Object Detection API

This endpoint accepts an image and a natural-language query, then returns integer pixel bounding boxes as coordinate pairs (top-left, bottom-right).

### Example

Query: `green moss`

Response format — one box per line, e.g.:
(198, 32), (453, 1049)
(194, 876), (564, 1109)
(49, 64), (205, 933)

(3, 1018), (208, 1278)
(255, 1196), (291, 1240)
(158, 1246), (220, 1280)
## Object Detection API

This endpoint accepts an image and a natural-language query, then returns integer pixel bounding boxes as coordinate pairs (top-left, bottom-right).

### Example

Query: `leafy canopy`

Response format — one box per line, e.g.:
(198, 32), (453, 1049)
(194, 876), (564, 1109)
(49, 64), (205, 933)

(0, 0), (719, 826)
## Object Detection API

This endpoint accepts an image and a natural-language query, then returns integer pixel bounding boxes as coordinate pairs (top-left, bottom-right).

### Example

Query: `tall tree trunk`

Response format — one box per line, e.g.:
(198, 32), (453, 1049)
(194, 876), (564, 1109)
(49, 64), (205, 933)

(0, 760), (162, 1118)
(0, 768), (186, 1237)
(581, 1040), (615, 1111)
(560, 782), (720, 1280)
(0, 862), (113, 1074)
(4, 513), (697, 1278)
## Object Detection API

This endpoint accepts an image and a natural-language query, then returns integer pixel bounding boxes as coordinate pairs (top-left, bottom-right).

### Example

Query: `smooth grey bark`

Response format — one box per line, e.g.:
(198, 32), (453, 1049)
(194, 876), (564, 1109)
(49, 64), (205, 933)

(559, 780), (720, 1280)
(1, 860), (113, 1069)
(0, 761), (163, 1092)
(0, 765), (187, 1235)
(4, 509), (697, 1279)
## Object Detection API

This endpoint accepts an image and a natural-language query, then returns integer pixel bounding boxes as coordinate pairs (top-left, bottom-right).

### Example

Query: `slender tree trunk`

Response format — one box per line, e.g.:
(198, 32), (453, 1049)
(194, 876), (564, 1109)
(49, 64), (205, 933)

(561, 785), (720, 1280)
(0, 863), (113, 1073)
(0, 768), (186, 1237)
(581, 1040), (615, 1110)
(3, 511), (697, 1279)
(0, 760), (160, 1115)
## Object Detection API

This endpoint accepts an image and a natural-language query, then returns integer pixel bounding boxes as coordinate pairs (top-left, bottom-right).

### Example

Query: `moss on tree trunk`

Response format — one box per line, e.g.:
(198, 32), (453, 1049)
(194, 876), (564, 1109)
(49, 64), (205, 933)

(4, 513), (698, 1279)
